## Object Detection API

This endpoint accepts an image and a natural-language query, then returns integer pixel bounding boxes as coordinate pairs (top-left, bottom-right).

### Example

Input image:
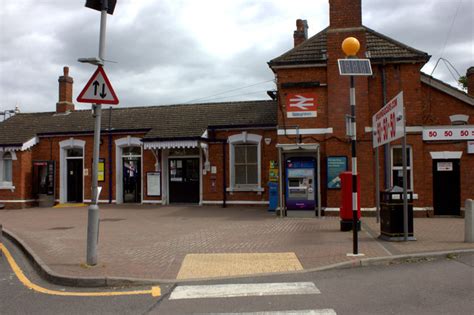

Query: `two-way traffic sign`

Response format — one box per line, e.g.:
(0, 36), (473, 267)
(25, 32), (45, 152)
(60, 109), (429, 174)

(77, 66), (119, 105)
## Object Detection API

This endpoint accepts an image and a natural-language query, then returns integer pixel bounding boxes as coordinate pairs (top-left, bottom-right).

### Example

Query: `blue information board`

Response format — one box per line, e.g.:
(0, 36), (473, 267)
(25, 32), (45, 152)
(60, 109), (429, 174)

(327, 156), (347, 189)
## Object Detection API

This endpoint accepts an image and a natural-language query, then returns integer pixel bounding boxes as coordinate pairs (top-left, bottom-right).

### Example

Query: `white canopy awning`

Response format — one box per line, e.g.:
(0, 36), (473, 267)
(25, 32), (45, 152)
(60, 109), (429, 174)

(144, 140), (199, 150)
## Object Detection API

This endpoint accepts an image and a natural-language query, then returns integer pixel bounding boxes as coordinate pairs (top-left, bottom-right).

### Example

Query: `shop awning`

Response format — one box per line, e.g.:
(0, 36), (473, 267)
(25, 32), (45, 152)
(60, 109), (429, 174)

(143, 140), (199, 150)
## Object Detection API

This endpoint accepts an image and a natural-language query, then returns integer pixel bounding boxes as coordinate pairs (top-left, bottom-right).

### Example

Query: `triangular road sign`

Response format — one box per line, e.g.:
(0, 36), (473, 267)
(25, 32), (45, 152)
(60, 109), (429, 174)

(77, 66), (119, 105)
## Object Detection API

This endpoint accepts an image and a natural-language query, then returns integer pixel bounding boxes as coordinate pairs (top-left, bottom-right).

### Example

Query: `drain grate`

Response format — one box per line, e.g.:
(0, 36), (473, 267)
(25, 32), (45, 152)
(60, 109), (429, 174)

(48, 226), (74, 231)
(100, 218), (125, 223)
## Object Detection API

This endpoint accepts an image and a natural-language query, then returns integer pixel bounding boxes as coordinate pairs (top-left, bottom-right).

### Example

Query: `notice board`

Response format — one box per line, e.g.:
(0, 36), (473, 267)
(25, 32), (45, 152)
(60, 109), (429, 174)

(147, 172), (161, 196)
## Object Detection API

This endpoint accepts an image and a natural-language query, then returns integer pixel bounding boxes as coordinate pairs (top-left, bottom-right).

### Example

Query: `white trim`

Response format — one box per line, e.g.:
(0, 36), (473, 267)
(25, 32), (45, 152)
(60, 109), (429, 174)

(59, 138), (85, 203)
(21, 136), (39, 151)
(142, 200), (163, 204)
(430, 151), (463, 159)
(115, 136), (143, 204)
(202, 200), (269, 205)
(143, 140), (198, 150)
(449, 114), (469, 124)
(278, 128), (333, 136)
(228, 132), (263, 193)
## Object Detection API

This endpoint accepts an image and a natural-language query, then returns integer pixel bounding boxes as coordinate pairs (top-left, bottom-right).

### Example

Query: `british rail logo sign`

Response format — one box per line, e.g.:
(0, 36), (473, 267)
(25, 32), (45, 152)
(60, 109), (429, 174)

(286, 93), (318, 118)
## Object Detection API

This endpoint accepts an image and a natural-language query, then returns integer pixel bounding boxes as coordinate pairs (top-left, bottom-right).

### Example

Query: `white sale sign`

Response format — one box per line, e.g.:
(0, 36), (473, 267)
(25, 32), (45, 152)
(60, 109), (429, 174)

(422, 126), (474, 141)
(372, 92), (405, 148)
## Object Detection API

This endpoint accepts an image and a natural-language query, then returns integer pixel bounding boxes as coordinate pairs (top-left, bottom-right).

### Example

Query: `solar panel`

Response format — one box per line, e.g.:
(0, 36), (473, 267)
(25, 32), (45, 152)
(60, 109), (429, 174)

(338, 59), (373, 76)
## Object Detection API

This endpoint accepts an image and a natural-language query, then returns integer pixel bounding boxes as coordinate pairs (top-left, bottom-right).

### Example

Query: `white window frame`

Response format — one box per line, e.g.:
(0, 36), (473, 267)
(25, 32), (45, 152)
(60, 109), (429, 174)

(0, 151), (16, 189)
(228, 132), (263, 193)
(390, 145), (414, 191)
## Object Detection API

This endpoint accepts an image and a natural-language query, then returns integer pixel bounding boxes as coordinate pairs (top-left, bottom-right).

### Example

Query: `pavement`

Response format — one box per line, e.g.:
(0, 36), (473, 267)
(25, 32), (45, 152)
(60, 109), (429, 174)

(0, 205), (473, 286)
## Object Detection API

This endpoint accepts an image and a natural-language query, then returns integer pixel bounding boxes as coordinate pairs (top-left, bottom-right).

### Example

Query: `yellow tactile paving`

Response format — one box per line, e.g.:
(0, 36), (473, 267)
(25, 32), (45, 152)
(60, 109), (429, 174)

(176, 252), (303, 280)
(53, 203), (87, 208)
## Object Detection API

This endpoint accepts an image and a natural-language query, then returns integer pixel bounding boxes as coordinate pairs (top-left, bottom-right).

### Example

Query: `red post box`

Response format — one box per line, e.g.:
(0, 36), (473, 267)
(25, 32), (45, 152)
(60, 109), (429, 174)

(340, 171), (361, 231)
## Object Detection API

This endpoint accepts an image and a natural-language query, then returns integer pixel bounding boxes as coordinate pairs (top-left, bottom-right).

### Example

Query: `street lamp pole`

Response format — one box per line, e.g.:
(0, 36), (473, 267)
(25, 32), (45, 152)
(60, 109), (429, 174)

(86, 0), (108, 266)
(341, 37), (364, 256)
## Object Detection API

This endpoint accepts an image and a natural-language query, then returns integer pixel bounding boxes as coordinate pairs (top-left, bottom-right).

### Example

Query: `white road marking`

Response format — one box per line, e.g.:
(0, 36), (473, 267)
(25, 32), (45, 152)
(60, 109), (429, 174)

(169, 282), (321, 300)
(205, 310), (337, 315)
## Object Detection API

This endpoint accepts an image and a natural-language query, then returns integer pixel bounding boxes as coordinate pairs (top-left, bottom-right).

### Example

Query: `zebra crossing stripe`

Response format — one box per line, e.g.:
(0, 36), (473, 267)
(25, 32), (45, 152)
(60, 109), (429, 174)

(203, 310), (336, 315)
(169, 282), (321, 300)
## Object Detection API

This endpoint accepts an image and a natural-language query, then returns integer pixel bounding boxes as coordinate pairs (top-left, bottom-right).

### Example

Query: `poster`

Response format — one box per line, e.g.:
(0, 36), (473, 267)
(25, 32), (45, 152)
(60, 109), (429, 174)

(98, 159), (105, 182)
(147, 172), (161, 196)
(327, 156), (347, 189)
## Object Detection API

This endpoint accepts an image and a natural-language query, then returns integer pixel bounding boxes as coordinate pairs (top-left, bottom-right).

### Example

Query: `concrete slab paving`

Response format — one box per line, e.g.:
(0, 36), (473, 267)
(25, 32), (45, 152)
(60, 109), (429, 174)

(0, 205), (473, 283)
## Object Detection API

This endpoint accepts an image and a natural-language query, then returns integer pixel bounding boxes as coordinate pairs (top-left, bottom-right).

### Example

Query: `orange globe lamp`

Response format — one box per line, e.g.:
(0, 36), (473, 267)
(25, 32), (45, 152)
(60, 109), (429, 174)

(341, 37), (360, 57)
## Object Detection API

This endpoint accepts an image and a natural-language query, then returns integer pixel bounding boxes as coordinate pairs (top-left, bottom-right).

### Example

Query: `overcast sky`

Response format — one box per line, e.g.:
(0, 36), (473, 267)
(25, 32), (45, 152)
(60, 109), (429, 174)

(0, 0), (472, 113)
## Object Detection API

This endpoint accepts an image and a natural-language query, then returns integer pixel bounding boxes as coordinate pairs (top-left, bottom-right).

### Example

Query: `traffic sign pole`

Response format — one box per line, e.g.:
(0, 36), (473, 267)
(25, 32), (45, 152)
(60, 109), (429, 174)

(402, 107), (408, 241)
(86, 1), (108, 266)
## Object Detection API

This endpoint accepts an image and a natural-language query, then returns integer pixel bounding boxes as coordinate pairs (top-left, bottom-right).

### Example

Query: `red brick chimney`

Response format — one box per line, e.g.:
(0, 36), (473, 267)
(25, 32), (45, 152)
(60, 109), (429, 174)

(467, 67), (474, 97)
(293, 19), (308, 47)
(56, 66), (74, 113)
(329, 0), (362, 29)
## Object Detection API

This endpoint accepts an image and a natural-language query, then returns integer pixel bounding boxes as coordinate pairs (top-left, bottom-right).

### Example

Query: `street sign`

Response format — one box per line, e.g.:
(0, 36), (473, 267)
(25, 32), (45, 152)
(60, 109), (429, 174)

(286, 93), (318, 118)
(422, 126), (474, 141)
(372, 92), (405, 148)
(77, 66), (119, 105)
(85, 0), (117, 15)
(338, 59), (372, 76)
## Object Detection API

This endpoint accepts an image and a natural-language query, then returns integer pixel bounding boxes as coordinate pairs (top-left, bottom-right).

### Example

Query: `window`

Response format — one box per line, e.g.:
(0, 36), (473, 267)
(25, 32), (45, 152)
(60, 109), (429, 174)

(228, 133), (263, 192)
(391, 146), (413, 190)
(234, 144), (258, 185)
(0, 152), (15, 188)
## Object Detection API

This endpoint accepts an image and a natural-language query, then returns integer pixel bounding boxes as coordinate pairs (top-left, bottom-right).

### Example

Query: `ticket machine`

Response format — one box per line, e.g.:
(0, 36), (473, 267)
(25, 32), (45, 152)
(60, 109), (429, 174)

(285, 157), (316, 210)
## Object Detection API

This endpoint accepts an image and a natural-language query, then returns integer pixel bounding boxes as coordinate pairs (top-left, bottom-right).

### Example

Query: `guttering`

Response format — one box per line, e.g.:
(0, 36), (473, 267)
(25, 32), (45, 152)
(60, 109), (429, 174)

(268, 63), (327, 70)
(37, 128), (150, 137)
(207, 124), (276, 131)
(141, 136), (203, 142)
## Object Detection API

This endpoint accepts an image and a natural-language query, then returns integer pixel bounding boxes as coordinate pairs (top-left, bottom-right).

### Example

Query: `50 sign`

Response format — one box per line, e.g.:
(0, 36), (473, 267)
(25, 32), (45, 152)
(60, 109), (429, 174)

(423, 126), (474, 141)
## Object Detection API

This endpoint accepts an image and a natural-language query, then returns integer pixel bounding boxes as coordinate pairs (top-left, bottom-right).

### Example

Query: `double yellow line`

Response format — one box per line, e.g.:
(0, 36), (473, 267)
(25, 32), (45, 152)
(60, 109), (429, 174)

(0, 243), (161, 297)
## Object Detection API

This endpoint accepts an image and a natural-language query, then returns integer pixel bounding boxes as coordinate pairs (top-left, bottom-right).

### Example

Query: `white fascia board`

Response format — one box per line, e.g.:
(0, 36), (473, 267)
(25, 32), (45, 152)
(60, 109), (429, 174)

(430, 151), (463, 159)
(21, 136), (39, 151)
(278, 128), (333, 136)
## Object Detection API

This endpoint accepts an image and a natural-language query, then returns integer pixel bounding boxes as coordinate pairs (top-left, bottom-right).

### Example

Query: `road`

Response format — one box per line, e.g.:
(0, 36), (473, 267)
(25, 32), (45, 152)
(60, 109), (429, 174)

(0, 238), (472, 315)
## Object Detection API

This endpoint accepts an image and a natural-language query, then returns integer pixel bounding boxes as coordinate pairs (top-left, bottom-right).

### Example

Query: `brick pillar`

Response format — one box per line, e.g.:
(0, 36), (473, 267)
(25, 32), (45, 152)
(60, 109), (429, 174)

(326, 0), (371, 207)
(293, 19), (308, 47)
(467, 67), (474, 97)
(329, 0), (362, 29)
(56, 66), (74, 113)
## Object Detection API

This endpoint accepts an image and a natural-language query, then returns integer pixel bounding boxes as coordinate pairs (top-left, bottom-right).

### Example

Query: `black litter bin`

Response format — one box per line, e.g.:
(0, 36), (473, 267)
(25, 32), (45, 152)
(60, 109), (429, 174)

(379, 189), (415, 241)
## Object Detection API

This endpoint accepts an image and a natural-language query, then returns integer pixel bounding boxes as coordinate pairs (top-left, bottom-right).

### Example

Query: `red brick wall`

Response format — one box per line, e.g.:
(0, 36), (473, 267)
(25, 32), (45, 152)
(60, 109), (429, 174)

(329, 0), (362, 29)
(203, 129), (278, 203)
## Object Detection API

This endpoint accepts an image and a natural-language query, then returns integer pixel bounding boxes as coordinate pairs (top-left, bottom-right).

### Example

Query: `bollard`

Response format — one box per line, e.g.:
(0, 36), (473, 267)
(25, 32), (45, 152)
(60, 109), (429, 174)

(465, 199), (474, 243)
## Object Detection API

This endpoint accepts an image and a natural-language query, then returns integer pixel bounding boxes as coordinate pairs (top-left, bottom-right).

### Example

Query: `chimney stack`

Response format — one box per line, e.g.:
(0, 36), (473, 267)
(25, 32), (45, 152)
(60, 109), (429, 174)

(329, 0), (362, 29)
(467, 67), (474, 97)
(293, 19), (308, 47)
(56, 66), (74, 113)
